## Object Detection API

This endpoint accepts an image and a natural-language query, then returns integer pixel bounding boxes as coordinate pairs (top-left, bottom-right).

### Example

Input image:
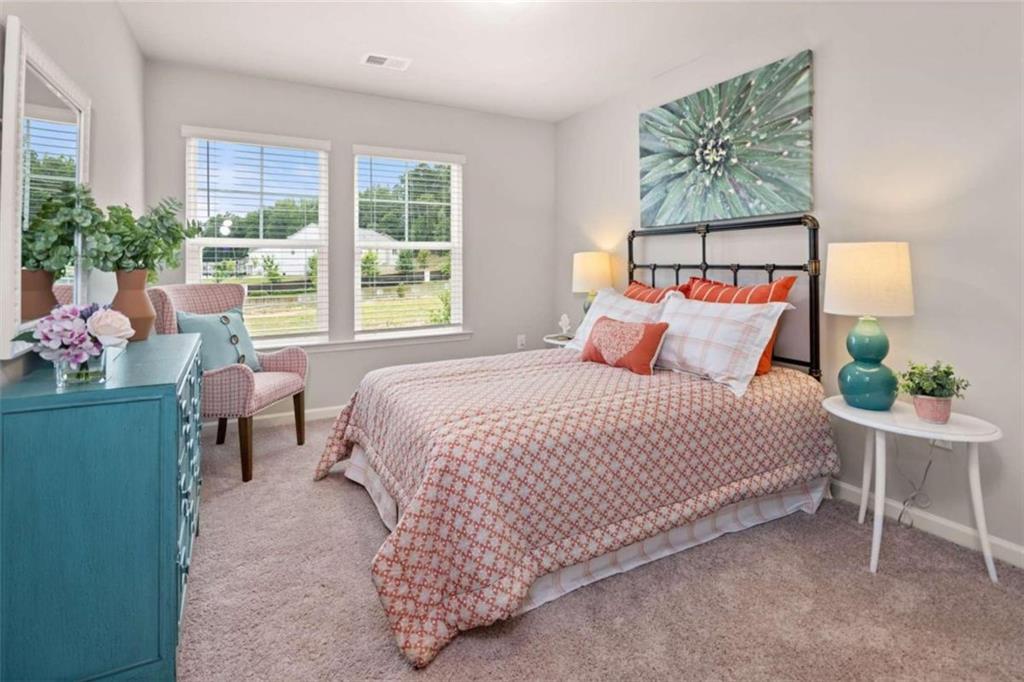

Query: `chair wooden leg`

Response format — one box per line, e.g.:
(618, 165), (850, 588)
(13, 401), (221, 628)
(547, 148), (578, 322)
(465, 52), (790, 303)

(238, 417), (253, 482)
(293, 391), (306, 446)
(216, 418), (227, 444)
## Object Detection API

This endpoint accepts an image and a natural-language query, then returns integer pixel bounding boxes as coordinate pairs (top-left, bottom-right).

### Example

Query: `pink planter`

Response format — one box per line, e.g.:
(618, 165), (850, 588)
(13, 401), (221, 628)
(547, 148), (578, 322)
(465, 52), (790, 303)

(913, 395), (952, 424)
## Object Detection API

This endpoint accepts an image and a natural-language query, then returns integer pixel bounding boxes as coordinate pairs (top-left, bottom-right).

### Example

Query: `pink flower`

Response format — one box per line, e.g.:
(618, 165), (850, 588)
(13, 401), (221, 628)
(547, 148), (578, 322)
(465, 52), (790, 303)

(32, 304), (103, 369)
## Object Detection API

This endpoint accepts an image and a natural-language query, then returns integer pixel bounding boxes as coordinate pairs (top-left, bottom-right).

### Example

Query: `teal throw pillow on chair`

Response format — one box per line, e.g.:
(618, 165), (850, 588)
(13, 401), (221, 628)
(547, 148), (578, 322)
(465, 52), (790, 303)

(176, 308), (262, 372)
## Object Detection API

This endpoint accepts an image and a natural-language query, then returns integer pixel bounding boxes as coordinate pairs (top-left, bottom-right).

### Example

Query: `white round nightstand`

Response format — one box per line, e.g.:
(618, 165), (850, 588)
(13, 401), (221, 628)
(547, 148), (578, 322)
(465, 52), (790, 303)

(822, 395), (1002, 582)
(543, 334), (573, 348)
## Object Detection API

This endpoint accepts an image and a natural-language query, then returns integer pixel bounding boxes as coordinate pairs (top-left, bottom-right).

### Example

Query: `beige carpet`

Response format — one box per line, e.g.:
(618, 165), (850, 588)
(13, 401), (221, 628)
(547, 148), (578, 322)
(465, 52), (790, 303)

(177, 419), (1024, 681)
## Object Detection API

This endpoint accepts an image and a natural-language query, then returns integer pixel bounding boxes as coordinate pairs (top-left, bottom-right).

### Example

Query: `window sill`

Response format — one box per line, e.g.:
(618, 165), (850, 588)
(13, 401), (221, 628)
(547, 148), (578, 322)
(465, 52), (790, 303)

(253, 328), (473, 354)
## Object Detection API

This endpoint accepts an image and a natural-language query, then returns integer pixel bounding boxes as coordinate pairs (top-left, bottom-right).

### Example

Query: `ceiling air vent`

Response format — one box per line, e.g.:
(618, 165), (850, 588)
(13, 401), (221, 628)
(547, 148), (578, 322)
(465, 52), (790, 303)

(362, 54), (411, 71)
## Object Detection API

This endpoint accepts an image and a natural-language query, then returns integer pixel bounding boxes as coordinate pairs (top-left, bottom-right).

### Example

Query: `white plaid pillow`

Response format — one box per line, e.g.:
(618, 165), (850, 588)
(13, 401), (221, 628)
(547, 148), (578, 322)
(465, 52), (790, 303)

(566, 288), (666, 351)
(656, 293), (793, 396)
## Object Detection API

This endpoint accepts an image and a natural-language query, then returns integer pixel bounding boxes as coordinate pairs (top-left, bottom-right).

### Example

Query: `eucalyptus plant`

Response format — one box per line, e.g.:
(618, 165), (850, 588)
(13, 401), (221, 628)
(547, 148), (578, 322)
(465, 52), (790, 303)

(898, 361), (969, 399)
(88, 199), (201, 282)
(22, 182), (104, 274)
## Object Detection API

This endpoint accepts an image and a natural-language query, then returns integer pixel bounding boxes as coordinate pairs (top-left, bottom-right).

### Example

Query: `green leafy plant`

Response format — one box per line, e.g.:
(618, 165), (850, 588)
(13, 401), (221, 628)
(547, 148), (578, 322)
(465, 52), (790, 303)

(88, 198), (200, 282)
(212, 259), (235, 282)
(259, 255), (283, 283)
(898, 361), (969, 399)
(397, 249), (415, 276)
(361, 251), (379, 283)
(428, 288), (451, 325)
(22, 182), (104, 274)
(416, 249), (430, 271)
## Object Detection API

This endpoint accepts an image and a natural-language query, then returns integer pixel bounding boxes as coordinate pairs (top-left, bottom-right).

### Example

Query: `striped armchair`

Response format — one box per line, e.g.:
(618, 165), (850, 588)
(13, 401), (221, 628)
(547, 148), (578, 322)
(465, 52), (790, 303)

(147, 283), (307, 482)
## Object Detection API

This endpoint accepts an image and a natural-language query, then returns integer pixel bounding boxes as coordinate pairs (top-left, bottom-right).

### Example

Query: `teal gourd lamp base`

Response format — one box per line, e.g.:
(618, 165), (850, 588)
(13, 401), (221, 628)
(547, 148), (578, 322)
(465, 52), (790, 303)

(838, 316), (897, 410)
(823, 241), (915, 412)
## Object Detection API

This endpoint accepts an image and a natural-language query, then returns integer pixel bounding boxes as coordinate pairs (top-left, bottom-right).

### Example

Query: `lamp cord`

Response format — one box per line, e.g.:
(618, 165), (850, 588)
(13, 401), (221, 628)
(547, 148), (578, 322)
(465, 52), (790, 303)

(895, 441), (935, 528)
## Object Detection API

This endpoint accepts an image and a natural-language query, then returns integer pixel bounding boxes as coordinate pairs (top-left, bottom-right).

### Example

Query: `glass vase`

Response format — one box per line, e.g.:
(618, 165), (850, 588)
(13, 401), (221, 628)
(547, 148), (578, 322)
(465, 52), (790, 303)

(53, 349), (108, 390)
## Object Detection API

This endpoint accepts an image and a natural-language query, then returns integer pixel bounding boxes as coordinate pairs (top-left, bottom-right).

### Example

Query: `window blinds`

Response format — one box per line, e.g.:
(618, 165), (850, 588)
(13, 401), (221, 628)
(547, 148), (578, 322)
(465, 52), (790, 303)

(184, 134), (329, 339)
(354, 153), (463, 333)
(22, 117), (79, 229)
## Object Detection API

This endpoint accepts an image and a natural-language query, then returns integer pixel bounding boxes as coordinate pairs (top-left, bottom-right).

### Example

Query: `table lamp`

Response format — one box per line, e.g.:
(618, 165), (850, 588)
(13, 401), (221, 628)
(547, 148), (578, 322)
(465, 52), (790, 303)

(572, 251), (612, 313)
(824, 242), (914, 410)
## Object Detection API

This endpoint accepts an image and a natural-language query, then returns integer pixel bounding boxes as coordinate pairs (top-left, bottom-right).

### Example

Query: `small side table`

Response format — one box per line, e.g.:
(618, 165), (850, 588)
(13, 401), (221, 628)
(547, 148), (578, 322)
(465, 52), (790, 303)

(543, 334), (573, 348)
(822, 395), (1003, 583)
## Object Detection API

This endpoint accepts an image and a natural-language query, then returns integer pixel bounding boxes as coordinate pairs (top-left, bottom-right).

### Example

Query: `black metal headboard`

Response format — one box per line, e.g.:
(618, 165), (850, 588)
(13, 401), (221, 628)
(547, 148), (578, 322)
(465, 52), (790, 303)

(627, 213), (821, 379)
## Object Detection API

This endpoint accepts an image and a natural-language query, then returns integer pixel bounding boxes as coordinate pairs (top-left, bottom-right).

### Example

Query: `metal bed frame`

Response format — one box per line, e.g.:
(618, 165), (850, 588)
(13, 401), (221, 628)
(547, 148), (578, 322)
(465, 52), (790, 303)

(627, 213), (821, 379)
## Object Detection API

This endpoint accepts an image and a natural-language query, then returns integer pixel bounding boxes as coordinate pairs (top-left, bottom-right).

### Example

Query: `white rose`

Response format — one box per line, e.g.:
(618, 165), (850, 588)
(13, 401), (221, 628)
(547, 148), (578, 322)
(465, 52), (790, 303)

(87, 308), (135, 348)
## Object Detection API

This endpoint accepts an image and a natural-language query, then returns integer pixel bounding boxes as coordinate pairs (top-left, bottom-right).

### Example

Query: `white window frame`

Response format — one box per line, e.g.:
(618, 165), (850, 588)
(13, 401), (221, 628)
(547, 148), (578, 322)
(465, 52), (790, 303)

(182, 125), (331, 342)
(352, 145), (464, 337)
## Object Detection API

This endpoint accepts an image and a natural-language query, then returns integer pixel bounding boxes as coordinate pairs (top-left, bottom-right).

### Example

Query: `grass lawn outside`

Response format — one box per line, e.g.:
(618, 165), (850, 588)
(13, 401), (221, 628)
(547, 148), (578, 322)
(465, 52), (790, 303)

(241, 281), (450, 336)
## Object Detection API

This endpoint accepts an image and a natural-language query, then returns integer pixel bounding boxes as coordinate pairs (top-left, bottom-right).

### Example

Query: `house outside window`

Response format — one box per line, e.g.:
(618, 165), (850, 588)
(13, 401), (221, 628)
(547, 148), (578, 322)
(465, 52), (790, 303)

(183, 126), (330, 340)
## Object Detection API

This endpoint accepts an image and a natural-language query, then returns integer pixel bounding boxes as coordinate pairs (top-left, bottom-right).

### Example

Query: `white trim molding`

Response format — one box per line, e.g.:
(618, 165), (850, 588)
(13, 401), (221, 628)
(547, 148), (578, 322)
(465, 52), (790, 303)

(1, 15), (92, 360)
(253, 327), (473, 353)
(181, 124), (331, 152)
(352, 144), (466, 165)
(831, 479), (1024, 570)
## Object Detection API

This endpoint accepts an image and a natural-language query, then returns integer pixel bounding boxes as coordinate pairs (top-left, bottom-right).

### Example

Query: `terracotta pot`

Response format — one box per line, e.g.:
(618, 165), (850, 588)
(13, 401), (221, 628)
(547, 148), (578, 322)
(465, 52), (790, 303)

(111, 270), (156, 341)
(913, 395), (952, 425)
(21, 269), (58, 320)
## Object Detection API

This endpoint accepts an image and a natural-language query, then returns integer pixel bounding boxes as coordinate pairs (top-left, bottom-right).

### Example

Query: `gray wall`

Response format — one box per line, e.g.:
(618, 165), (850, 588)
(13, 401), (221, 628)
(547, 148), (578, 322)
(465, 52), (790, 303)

(1, 2), (145, 383)
(144, 61), (557, 415)
(554, 3), (1023, 557)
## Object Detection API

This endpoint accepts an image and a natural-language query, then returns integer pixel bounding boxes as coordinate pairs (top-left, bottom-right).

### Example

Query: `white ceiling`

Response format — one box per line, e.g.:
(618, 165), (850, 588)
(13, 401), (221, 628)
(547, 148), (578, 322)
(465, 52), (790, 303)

(117, 1), (754, 122)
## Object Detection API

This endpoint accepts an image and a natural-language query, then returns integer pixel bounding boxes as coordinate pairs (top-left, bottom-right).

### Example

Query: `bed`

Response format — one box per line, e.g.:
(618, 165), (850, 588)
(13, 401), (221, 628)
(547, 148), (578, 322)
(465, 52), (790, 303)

(314, 215), (840, 667)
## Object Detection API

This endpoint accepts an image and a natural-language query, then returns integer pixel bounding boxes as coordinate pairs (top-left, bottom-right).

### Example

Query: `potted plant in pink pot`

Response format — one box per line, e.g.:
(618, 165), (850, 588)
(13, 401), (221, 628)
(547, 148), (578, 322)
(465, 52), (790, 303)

(898, 361), (970, 424)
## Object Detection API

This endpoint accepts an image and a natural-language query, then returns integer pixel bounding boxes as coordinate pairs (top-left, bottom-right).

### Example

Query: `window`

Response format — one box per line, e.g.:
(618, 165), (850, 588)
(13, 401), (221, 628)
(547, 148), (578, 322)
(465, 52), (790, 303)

(183, 127), (329, 340)
(22, 116), (79, 229)
(354, 147), (463, 334)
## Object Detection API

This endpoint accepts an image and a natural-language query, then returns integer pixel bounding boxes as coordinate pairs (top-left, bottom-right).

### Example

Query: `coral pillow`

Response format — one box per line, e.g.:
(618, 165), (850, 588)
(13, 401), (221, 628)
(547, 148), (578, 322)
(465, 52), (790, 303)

(582, 316), (669, 375)
(624, 281), (687, 303)
(684, 275), (798, 375)
(566, 288), (666, 352)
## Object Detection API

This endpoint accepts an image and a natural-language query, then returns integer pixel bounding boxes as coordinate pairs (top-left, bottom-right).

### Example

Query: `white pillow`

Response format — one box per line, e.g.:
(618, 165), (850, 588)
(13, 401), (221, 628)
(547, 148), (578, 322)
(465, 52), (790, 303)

(656, 293), (793, 396)
(566, 288), (667, 351)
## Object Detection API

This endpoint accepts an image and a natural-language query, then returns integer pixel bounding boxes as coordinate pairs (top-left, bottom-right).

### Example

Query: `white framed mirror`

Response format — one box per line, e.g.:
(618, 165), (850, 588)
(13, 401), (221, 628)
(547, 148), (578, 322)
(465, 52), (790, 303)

(0, 15), (92, 360)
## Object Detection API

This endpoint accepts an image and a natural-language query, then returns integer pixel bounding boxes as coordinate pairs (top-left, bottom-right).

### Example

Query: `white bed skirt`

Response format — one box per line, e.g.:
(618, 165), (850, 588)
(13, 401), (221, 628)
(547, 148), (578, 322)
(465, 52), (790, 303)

(342, 445), (829, 617)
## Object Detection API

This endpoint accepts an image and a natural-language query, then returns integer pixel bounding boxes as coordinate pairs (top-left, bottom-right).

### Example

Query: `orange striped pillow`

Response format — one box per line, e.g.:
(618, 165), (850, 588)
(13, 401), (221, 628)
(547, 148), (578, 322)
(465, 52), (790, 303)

(684, 275), (798, 375)
(623, 281), (686, 303)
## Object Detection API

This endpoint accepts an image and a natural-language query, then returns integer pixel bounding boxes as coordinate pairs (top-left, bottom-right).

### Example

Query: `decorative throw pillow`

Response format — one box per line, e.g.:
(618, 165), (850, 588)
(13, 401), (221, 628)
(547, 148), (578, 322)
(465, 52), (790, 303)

(581, 316), (669, 375)
(623, 281), (687, 303)
(656, 293), (792, 396)
(565, 288), (667, 352)
(684, 275), (798, 375)
(176, 308), (262, 372)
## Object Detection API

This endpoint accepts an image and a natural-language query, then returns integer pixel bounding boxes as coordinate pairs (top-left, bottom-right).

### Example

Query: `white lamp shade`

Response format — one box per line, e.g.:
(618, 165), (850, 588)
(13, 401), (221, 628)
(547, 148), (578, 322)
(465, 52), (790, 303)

(824, 242), (914, 317)
(572, 251), (612, 293)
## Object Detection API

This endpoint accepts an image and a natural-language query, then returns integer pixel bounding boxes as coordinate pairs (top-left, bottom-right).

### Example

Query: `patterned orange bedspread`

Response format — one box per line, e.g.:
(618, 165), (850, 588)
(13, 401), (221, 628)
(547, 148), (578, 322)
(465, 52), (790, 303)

(315, 349), (839, 666)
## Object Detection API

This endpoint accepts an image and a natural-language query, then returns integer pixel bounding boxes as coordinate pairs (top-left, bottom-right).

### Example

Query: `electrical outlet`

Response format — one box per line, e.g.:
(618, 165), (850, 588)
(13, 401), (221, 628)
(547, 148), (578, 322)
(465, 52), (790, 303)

(516, 334), (526, 350)
(930, 439), (953, 451)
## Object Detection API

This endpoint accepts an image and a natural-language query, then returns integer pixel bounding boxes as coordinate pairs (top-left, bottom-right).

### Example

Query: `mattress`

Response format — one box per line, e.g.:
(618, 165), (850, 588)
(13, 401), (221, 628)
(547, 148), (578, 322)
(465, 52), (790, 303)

(315, 348), (839, 666)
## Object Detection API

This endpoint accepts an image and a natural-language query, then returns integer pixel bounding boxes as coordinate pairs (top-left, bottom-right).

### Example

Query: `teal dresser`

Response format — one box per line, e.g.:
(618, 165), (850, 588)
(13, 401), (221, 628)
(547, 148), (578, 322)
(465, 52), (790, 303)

(0, 334), (202, 680)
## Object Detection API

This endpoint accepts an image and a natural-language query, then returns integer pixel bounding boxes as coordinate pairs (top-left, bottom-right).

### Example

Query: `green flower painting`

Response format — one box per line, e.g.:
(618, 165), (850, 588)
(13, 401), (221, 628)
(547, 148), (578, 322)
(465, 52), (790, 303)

(640, 50), (813, 226)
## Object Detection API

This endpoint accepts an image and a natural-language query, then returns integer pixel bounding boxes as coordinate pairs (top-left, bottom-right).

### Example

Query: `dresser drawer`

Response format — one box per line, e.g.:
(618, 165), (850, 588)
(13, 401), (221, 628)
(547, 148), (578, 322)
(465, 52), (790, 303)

(175, 344), (202, 638)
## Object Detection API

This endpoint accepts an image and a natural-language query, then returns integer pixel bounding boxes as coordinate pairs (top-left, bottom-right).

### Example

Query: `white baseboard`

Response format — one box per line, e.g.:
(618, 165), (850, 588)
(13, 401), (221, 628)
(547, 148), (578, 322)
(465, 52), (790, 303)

(831, 480), (1024, 570)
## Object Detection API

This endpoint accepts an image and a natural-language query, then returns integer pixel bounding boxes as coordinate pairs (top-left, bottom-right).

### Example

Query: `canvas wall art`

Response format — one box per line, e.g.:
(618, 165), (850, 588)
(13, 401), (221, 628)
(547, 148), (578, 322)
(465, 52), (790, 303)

(639, 50), (813, 226)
